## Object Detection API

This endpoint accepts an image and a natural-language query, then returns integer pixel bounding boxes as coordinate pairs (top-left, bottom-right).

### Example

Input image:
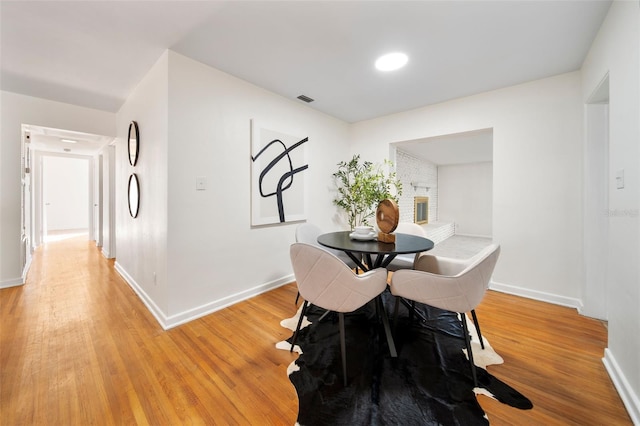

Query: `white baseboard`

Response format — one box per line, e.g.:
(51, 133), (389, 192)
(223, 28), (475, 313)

(489, 280), (583, 310)
(101, 247), (114, 259)
(0, 277), (24, 289)
(603, 348), (640, 425)
(114, 262), (168, 327)
(0, 258), (32, 289)
(163, 275), (294, 329)
(113, 261), (294, 330)
(22, 256), (32, 281)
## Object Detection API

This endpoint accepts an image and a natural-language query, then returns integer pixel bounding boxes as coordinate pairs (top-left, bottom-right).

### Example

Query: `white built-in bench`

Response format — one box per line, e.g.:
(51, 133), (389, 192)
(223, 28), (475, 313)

(420, 222), (455, 244)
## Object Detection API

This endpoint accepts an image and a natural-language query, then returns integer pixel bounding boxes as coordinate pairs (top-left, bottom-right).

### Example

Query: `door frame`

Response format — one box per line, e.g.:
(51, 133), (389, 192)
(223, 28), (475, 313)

(35, 152), (93, 244)
(581, 73), (609, 320)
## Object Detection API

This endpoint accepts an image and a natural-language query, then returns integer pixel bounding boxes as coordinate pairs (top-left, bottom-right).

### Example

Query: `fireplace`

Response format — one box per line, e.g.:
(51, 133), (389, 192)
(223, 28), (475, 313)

(414, 197), (428, 224)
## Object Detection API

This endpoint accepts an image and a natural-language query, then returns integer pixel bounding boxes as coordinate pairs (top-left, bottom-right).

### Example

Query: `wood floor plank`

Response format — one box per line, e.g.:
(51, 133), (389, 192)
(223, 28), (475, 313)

(474, 292), (631, 425)
(0, 237), (631, 425)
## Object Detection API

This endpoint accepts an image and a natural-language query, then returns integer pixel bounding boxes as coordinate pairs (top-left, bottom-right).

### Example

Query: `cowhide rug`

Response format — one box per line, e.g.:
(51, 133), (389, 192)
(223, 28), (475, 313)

(276, 292), (532, 425)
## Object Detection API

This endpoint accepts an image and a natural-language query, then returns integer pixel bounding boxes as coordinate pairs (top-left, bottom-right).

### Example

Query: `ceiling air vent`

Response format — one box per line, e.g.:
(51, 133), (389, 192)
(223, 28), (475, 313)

(297, 94), (314, 103)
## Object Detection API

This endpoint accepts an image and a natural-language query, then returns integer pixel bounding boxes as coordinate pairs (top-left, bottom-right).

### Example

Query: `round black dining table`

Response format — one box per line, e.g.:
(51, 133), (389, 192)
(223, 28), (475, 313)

(317, 231), (434, 272)
(317, 230), (434, 358)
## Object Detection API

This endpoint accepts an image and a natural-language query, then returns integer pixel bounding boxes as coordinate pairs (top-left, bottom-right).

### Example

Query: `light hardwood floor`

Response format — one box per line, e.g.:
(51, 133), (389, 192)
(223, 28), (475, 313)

(0, 237), (631, 425)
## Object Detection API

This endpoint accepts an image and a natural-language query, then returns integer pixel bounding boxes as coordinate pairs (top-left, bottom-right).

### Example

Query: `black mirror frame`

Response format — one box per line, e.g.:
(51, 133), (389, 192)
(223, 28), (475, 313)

(128, 173), (140, 218)
(128, 121), (139, 166)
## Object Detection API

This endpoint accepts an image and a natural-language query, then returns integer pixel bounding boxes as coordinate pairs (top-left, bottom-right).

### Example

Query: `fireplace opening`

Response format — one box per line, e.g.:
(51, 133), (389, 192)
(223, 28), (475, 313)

(414, 197), (428, 224)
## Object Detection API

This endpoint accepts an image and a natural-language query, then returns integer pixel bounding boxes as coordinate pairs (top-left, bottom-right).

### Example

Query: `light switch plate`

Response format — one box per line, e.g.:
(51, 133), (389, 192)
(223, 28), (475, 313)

(196, 176), (207, 190)
(615, 169), (624, 189)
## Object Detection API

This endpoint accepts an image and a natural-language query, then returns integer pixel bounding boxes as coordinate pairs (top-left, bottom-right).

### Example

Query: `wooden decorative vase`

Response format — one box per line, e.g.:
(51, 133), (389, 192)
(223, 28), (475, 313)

(376, 199), (399, 243)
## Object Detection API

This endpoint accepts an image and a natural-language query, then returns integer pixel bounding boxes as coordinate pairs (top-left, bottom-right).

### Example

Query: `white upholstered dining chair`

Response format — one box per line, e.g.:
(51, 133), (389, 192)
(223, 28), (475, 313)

(294, 223), (359, 304)
(389, 244), (501, 387)
(386, 222), (428, 272)
(289, 242), (388, 386)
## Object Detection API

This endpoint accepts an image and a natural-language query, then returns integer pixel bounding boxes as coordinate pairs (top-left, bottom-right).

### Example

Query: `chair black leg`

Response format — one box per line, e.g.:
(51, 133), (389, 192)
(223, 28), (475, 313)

(317, 309), (331, 322)
(470, 309), (485, 350)
(461, 314), (478, 388)
(377, 296), (397, 358)
(290, 301), (308, 352)
(408, 300), (416, 323)
(338, 312), (347, 387)
(295, 291), (300, 305)
(392, 297), (400, 332)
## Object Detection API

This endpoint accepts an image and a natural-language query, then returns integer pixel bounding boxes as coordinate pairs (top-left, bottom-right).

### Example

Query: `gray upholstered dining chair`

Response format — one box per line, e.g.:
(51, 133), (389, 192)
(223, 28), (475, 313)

(294, 223), (358, 304)
(386, 222), (427, 272)
(389, 244), (500, 387)
(289, 242), (388, 386)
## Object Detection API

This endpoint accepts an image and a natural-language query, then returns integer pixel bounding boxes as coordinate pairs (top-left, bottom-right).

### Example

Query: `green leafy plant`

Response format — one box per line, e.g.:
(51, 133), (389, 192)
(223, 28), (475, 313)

(332, 154), (402, 230)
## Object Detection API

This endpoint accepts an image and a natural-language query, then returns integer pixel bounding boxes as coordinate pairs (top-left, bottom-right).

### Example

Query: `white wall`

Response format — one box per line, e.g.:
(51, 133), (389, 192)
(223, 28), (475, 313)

(114, 51), (170, 319)
(581, 1), (640, 422)
(112, 51), (351, 327)
(351, 72), (584, 307)
(0, 91), (115, 288)
(438, 162), (493, 236)
(42, 156), (89, 231)
(164, 51), (350, 323)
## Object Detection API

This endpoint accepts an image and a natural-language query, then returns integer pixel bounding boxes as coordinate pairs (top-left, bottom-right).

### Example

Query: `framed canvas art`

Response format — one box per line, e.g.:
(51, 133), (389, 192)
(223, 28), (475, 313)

(250, 120), (308, 226)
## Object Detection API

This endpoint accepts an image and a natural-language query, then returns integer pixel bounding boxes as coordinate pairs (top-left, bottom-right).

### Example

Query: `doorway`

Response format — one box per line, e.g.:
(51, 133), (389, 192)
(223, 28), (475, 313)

(21, 124), (116, 258)
(42, 155), (90, 242)
(391, 128), (494, 237)
(582, 74), (610, 321)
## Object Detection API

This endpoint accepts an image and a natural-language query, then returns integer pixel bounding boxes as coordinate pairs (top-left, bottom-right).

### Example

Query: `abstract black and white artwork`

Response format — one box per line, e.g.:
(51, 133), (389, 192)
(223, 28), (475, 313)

(250, 120), (308, 226)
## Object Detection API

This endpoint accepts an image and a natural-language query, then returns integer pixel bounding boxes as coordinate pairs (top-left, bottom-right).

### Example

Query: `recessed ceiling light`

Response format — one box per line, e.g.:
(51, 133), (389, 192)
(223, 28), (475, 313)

(61, 139), (77, 144)
(375, 52), (408, 71)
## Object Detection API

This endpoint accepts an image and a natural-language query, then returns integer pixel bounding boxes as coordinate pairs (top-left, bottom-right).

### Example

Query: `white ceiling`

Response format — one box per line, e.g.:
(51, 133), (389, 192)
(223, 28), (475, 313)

(1, 1), (611, 124)
(395, 128), (493, 165)
(25, 125), (114, 156)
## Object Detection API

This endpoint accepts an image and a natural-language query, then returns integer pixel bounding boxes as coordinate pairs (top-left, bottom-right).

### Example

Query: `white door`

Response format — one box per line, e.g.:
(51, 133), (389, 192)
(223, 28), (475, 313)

(42, 156), (90, 240)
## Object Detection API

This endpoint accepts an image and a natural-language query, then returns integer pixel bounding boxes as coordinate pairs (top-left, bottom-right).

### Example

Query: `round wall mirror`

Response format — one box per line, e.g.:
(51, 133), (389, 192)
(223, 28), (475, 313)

(128, 173), (140, 218)
(128, 121), (139, 166)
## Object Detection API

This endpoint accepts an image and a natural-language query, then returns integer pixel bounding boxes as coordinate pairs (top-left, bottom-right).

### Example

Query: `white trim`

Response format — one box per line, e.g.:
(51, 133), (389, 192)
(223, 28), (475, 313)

(0, 277), (25, 289)
(22, 255), (32, 282)
(88, 158), (95, 243)
(114, 260), (294, 330)
(489, 280), (583, 309)
(603, 348), (640, 425)
(454, 232), (493, 239)
(114, 261), (168, 327)
(163, 274), (294, 329)
(107, 145), (116, 258)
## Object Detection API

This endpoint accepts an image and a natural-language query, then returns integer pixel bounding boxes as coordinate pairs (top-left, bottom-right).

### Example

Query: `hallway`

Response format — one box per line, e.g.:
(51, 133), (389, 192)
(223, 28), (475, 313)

(0, 237), (298, 424)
